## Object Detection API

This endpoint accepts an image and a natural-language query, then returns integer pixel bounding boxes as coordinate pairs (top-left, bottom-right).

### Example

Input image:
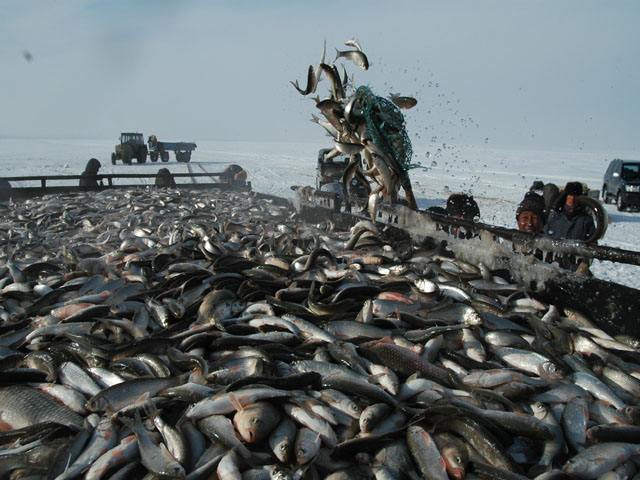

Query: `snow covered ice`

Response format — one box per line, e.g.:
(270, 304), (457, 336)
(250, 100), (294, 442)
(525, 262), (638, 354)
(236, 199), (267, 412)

(0, 137), (638, 288)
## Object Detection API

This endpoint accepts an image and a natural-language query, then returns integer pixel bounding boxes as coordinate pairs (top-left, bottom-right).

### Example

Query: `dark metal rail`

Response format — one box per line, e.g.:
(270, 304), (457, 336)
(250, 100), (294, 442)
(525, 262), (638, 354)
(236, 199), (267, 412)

(0, 172), (224, 188)
(0, 172), (249, 200)
(426, 209), (640, 267)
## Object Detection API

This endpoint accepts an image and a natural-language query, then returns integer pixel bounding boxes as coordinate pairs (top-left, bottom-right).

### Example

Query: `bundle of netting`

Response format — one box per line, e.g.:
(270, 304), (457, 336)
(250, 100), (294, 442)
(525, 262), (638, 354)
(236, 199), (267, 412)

(355, 85), (415, 172)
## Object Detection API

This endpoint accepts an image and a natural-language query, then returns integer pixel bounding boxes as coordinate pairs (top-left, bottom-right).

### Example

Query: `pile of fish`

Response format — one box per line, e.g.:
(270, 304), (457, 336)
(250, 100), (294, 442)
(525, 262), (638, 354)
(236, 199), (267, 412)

(1, 186), (640, 479)
(291, 40), (419, 213)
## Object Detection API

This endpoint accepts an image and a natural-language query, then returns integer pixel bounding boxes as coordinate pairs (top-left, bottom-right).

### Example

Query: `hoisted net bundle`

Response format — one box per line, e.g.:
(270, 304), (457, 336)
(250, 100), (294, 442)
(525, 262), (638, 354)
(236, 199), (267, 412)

(355, 86), (417, 172)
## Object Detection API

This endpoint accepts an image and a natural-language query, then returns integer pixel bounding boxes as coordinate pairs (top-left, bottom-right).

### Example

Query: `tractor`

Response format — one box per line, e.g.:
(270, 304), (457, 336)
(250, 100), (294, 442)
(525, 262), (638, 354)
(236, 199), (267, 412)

(111, 133), (148, 165)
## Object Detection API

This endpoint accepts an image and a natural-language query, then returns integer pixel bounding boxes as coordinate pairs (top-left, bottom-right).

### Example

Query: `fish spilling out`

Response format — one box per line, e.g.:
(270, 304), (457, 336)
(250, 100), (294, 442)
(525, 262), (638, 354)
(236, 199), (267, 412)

(0, 186), (638, 479)
(291, 40), (419, 213)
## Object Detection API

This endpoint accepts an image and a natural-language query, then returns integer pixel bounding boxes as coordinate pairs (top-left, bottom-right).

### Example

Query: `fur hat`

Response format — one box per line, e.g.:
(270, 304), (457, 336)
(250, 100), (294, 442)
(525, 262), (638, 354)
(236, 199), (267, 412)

(446, 193), (480, 220)
(516, 192), (545, 218)
(564, 182), (583, 196)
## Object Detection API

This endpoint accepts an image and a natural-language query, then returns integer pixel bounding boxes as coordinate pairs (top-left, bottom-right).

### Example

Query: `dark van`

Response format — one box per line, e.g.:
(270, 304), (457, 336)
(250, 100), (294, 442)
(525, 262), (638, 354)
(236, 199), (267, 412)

(602, 159), (640, 211)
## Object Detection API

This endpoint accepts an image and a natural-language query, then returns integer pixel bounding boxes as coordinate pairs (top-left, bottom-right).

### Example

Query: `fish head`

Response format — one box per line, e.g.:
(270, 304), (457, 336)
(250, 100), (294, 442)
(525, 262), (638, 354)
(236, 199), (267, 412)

(624, 406), (640, 425)
(537, 361), (564, 382)
(440, 444), (468, 480)
(234, 405), (276, 444)
(275, 439), (291, 463)
(345, 400), (362, 418)
(241, 414), (264, 443)
(295, 446), (308, 464)
(530, 401), (550, 421)
(162, 461), (186, 479)
(86, 396), (107, 413)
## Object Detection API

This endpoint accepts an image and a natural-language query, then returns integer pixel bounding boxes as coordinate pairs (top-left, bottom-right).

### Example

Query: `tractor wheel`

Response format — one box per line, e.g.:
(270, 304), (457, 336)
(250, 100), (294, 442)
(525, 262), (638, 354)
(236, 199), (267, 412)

(176, 152), (185, 163)
(111, 153), (116, 165)
(121, 145), (133, 165)
(161, 152), (169, 162)
(150, 152), (159, 162)
(184, 152), (191, 163)
(602, 186), (609, 204)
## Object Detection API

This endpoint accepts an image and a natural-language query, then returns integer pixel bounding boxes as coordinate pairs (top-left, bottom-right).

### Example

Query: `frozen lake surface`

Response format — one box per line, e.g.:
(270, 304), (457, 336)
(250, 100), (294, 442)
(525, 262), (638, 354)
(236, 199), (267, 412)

(0, 137), (638, 288)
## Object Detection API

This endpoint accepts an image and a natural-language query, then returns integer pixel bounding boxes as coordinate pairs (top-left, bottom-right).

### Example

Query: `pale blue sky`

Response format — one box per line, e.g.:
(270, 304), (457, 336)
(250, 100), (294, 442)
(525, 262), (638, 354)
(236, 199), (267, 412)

(0, 0), (639, 151)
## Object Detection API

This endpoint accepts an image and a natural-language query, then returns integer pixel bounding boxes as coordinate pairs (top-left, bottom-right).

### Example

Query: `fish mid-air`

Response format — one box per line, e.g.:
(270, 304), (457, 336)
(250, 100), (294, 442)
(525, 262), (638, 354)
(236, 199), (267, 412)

(389, 93), (418, 109)
(334, 48), (369, 70)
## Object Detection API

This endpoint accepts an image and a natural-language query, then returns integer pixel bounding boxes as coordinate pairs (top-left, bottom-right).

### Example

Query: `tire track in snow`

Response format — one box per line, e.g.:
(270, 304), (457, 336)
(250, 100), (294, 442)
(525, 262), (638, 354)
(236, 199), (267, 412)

(195, 162), (217, 183)
(186, 162), (197, 184)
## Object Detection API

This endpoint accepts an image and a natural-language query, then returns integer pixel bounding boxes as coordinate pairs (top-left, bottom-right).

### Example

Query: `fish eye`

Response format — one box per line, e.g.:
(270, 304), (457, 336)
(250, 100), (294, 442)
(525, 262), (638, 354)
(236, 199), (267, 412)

(454, 455), (462, 464)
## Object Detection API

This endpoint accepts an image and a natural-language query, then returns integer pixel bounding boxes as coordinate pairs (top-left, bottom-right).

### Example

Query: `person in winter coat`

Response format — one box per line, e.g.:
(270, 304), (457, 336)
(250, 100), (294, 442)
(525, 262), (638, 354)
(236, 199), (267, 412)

(544, 181), (595, 242)
(79, 158), (102, 189)
(542, 183), (560, 219)
(155, 168), (177, 188)
(516, 192), (546, 233)
(446, 193), (480, 239)
(446, 193), (480, 221)
(220, 164), (247, 186)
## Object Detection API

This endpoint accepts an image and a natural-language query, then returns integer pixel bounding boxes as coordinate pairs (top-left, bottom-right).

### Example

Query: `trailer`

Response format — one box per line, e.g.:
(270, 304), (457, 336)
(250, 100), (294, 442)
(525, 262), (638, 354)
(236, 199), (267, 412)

(147, 135), (197, 163)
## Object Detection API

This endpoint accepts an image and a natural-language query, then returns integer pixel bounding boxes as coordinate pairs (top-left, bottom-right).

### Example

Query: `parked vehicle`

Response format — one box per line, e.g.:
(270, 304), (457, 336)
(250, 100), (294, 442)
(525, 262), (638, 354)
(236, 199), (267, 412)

(316, 148), (368, 199)
(148, 135), (197, 163)
(111, 133), (148, 165)
(602, 159), (640, 211)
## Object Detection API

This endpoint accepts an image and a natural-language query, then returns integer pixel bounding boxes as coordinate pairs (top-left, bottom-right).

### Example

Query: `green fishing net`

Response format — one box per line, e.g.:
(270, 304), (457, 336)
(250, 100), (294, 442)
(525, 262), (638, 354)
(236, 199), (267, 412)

(355, 86), (420, 172)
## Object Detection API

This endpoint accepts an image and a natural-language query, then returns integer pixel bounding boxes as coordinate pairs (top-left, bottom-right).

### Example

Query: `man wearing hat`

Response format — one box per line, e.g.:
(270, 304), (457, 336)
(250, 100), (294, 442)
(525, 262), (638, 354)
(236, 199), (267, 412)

(516, 192), (545, 233)
(544, 181), (595, 241)
(446, 193), (480, 239)
(446, 193), (480, 221)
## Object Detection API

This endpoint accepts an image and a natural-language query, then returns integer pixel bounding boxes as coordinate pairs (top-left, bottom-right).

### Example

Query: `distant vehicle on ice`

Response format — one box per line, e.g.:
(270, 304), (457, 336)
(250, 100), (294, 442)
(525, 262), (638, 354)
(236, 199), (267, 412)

(111, 133), (198, 165)
(602, 159), (640, 211)
(147, 135), (197, 163)
(316, 148), (368, 199)
(111, 133), (148, 165)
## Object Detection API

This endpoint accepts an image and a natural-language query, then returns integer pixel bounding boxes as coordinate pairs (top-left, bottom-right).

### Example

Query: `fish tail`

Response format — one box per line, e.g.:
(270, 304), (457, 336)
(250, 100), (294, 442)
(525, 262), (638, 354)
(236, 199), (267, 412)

(334, 48), (341, 62)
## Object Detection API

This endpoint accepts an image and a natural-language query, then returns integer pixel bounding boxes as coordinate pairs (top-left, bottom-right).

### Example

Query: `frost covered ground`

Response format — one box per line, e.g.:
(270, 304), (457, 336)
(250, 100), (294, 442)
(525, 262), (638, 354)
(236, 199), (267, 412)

(0, 138), (638, 288)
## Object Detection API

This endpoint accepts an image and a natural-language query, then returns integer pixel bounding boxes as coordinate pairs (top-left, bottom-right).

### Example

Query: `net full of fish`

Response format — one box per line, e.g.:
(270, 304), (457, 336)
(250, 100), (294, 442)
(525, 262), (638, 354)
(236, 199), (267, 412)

(291, 39), (421, 215)
(0, 187), (639, 479)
